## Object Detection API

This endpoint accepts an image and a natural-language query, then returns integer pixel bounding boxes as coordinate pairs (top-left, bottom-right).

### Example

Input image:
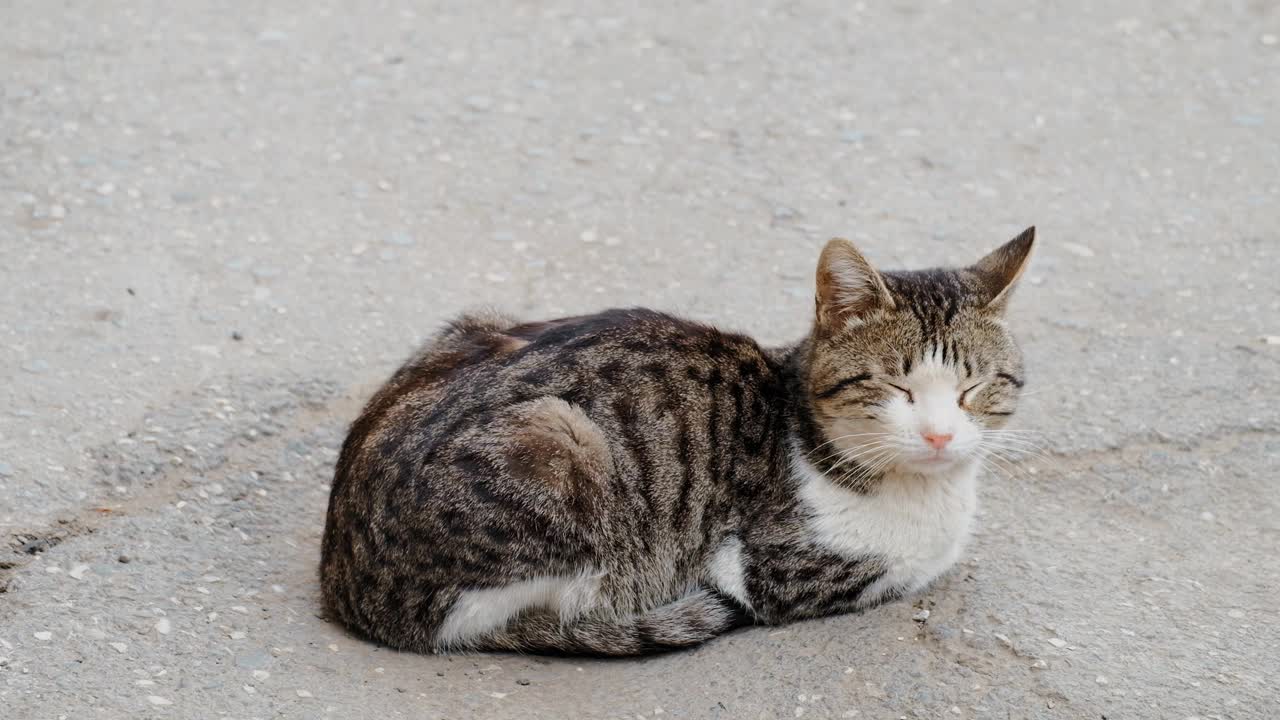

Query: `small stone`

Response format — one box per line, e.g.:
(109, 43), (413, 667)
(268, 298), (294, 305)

(1096, 675), (1109, 685)
(34, 631), (52, 641)
(229, 631), (246, 640)
(257, 29), (288, 43)
(465, 95), (493, 111)
(231, 331), (244, 342)
(96, 182), (116, 196)
(117, 554), (131, 564)
(1228, 609), (1245, 619)
(146, 696), (173, 706)
(951, 708), (963, 715)
(839, 130), (866, 143)
(21, 359), (49, 374)
(580, 229), (598, 243)
(68, 564), (90, 580)
(772, 206), (797, 221)
(0, 462), (13, 477)
(516, 678), (530, 686)
(110, 642), (128, 653)
(484, 272), (506, 283)
(384, 232), (414, 246)
(912, 609), (931, 622)
(1262, 34), (1278, 46)
(48, 204), (67, 219)
(1261, 336), (1280, 346)
(154, 618), (171, 635)
(296, 689), (313, 698)
(1062, 242), (1095, 258)
(1200, 511), (1215, 522)
(1047, 637), (1068, 648)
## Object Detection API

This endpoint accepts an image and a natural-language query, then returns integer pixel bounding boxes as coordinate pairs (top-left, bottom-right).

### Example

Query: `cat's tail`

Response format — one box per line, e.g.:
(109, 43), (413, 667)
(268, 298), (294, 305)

(474, 589), (751, 657)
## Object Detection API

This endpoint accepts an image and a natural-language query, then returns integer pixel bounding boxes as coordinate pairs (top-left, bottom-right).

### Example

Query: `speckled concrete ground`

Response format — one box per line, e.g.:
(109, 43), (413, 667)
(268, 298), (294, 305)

(2, 1), (1278, 718)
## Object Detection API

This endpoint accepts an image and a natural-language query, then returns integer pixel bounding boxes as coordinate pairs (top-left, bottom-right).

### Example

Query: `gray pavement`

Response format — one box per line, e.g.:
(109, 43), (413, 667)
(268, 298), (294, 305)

(2, 0), (1278, 718)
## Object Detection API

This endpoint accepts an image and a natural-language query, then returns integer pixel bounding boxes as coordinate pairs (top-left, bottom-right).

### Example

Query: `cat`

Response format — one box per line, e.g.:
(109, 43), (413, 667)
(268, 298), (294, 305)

(319, 227), (1036, 656)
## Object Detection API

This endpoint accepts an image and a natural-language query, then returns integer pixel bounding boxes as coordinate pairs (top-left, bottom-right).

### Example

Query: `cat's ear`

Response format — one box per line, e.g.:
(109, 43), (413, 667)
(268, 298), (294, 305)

(971, 226), (1036, 313)
(815, 238), (894, 328)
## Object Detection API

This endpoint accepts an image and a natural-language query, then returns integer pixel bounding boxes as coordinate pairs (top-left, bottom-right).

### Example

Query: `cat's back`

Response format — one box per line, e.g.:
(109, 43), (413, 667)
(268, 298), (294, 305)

(334, 310), (783, 521)
(391, 307), (778, 427)
(322, 302), (778, 532)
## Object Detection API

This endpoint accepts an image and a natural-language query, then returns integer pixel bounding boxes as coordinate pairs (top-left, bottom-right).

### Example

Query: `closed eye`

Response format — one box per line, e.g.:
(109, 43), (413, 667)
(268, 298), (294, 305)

(958, 382), (983, 408)
(885, 382), (914, 403)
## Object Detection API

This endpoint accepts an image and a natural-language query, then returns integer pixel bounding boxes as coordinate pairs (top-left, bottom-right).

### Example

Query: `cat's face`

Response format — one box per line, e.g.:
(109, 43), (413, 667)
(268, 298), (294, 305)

(806, 229), (1034, 479)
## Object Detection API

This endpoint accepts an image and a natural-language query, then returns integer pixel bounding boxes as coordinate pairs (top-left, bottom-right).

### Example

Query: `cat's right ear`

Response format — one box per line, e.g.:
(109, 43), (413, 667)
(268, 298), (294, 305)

(815, 238), (894, 329)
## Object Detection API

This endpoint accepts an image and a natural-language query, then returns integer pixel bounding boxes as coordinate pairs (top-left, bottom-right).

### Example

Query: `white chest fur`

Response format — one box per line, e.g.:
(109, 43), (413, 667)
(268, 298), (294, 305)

(793, 452), (979, 605)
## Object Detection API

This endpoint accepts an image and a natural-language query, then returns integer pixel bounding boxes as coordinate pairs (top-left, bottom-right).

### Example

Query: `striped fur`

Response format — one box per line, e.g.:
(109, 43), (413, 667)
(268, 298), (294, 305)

(319, 228), (1036, 655)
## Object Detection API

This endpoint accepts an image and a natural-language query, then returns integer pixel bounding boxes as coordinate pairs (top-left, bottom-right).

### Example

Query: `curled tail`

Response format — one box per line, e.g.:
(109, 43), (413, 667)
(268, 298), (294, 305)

(475, 589), (751, 657)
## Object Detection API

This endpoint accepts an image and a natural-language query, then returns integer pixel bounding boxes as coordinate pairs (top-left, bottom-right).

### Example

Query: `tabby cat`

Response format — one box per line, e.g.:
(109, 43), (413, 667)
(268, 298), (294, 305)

(320, 227), (1036, 656)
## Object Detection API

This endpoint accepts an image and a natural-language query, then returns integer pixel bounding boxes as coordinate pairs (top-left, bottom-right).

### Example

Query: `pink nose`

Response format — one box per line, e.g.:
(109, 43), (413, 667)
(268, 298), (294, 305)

(922, 432), (954, 450)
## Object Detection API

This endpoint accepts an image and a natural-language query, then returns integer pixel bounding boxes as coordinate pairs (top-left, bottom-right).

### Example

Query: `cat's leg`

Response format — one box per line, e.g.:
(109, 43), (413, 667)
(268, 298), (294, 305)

(469, 587), (751, 656)
(705, 535), (753, 613)
(432, 569), (608, 651)
(428, 397), (619, 651)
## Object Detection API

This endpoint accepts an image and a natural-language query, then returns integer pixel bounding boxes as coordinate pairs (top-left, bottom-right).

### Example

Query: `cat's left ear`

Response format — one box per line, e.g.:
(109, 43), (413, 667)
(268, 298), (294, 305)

(971, 226), (1036, 313)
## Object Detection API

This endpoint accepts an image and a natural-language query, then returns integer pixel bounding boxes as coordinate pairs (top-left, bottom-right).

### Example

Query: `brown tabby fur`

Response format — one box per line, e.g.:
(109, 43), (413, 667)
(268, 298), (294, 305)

(319, 228), (1035, 656)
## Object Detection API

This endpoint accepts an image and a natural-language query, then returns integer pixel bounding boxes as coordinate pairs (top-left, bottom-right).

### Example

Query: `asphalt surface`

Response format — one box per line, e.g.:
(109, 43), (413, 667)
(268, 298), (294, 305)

(2, 1), (1278, 718)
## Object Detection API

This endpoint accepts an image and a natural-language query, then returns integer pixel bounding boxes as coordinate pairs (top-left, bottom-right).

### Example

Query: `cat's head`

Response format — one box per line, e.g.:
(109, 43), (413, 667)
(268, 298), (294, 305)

(805, 227), (1035, 479)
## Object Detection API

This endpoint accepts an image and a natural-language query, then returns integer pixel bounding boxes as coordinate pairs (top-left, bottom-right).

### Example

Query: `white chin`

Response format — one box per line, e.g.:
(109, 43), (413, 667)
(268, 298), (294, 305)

(905, 453), (966, 473)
